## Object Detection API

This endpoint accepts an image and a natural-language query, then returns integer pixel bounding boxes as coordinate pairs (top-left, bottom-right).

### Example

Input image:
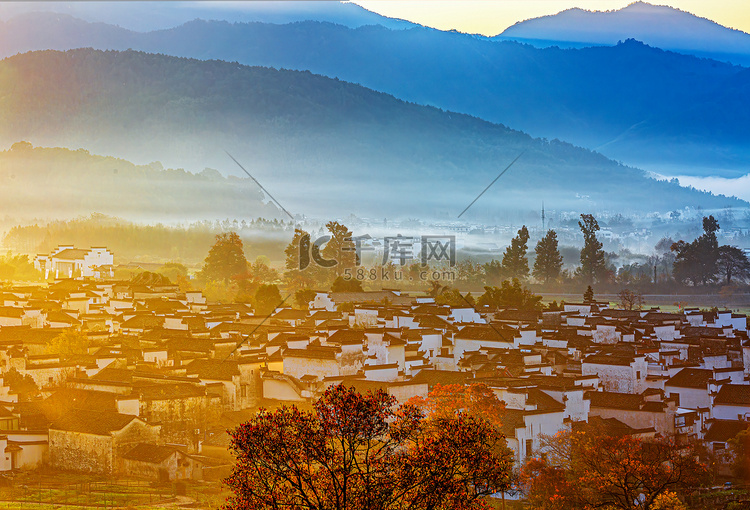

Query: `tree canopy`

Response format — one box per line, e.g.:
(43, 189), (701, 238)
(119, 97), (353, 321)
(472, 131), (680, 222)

(672, 216), (750, 286)
(224, 385), (514, 510)
(253, 284), (282, 316)
(501, 225), (530, 280)
(477, 279), (543, 311)
(578, 214), (607, 285)
(533, 229), (563, 284)
(201, 232), (248, 283)
(520, 427), (708, 510)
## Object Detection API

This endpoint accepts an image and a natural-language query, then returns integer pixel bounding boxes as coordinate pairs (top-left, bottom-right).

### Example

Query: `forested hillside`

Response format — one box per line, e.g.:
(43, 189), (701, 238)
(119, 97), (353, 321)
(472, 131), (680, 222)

(1, 17), (749, 175)
(0, 49), (741, 220)
(0, 142), (280, 222)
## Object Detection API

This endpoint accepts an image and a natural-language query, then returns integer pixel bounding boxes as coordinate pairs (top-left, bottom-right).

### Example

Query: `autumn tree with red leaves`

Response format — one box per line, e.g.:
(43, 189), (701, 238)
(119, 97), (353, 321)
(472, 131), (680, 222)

(520, 428), (708, 510)
(224, 385), (514, 510)
(407, 382), (507, 431)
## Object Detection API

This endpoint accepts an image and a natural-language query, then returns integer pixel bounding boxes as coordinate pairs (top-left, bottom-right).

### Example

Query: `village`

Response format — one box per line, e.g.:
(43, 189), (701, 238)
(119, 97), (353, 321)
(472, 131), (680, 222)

(0, 242), (745, 501)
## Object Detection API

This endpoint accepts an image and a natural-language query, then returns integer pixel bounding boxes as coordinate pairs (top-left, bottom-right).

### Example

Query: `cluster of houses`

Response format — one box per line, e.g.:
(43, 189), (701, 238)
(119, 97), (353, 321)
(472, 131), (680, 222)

(0, 270), (749, 481)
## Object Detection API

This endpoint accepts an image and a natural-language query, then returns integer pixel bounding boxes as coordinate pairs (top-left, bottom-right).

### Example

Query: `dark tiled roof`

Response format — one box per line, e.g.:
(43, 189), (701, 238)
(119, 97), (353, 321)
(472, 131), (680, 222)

(53, 249), (90, 260)
(46, 311), (81, 325)
(414, 315), (454, 329)
(493, 310), (541, 322)
(714, 384), (750, 406)
(583, 354), (634, 366)
(526, 388), (565, 412)
(665, 368), (712, 390)
(499, 409), (525, 438)
(455, 325), (514, 342)
(50, 410), (138, 435)
(121, 443), (178, 464)
(283, 347), (339, 360)
(140, 299), (188, 313)
(409, 370), (471, 389)
(587, 391), (644, 411)
(584, 416), (654, 436)
(705, 420), (749, 442)
(0, 307), (24, 318)
(185, 360), (240, 381)
(203, 430), (231, 448)
(525, 375), (579, 390)
(91, 367), (134, 383)
(136, 383), (206, 401)
(121, 314), (164, 329)
(273, 308), (309, 320)
(330, 291), (411, 305)
(43, 389), (118, 419)
(327, 330), (366, 345)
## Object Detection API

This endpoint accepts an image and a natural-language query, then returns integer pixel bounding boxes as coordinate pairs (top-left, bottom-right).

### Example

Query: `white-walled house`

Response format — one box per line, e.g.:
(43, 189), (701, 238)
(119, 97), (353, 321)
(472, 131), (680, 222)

(712, 384), (750, 420)
(664, 368), (713, 410)
(35, 246), (114, 279)
(582, 353), (647, 394)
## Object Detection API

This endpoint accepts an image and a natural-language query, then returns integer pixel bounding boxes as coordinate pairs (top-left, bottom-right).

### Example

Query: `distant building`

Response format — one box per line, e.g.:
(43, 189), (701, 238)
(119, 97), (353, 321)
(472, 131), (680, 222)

(34, 246), (114, 279)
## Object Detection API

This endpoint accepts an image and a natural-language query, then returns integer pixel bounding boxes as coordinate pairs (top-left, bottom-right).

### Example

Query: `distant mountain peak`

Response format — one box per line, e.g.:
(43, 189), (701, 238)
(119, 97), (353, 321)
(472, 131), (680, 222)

(623, 2), (663, 10)
(500, 1), (750, 65)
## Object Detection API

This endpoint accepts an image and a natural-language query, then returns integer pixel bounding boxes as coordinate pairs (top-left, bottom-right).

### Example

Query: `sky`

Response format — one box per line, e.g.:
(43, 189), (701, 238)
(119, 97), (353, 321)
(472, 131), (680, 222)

(352, 1), (750, 36)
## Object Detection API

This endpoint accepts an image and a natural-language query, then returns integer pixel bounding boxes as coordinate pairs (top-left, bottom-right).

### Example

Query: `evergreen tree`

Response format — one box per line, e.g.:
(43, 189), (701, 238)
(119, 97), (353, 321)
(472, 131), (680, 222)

(583, 285), (595, 303)
(694, 215), (721, 285)
(717, 245), (750, 285)
(533, 229), (563, 283)
(284, 228), (310, 270)
(321, 221), (356, 278)
(482, 259), (504, 286)
(578, 214), (606, 284)
(672, 216), (721, 285)
(254, 284), (282, 316)
(501, 225), (530, 279)
(201, 232), (247, 282)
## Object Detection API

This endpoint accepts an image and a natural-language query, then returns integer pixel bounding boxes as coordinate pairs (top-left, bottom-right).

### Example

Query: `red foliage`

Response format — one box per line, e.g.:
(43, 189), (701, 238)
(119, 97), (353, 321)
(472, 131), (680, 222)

(224, 385), (514, 510)
(520, 429), (709, 510)
(406, 383), (506, 431)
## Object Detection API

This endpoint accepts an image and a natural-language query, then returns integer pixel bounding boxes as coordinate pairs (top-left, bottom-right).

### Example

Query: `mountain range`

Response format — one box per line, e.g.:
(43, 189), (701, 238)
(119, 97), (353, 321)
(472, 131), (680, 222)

(499, 2), (750, 67)
(0, 1), (416, 32)
(0, 12), (748, 178)
(0, 48), (741, 221)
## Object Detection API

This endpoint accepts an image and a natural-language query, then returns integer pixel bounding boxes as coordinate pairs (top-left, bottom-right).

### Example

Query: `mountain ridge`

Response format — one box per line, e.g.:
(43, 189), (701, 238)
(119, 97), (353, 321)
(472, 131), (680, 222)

(1, 15), (747, 178)
(499, 1), (750, 66)
(0, 48), (742, 220)
(0, 141), (280, 223)
(0, 1), (416, 32)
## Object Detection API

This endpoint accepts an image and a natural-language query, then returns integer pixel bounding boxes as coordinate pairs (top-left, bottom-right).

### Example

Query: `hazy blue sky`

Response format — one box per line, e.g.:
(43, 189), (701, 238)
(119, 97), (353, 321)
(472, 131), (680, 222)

(352, 1), (750, 36)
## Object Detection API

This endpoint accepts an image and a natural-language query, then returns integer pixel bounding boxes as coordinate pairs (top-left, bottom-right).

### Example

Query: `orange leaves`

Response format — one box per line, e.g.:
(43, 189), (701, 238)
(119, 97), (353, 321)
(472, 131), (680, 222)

(224, 384), (514, 510)
(521, 428), (708, 510)
(407, 382), (506, 431)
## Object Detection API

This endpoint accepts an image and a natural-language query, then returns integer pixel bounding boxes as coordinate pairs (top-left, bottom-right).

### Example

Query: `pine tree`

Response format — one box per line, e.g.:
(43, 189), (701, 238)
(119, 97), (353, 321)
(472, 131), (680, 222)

(579, 214), (606, 284)
(583, 285), (595, 303)
(533, 230), (563, 283)
(501, 225), (530, 279)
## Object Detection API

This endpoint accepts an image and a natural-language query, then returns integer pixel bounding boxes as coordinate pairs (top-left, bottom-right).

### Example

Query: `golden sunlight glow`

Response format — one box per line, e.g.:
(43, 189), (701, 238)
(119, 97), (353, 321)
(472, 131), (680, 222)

(352, 1), (750, 37)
